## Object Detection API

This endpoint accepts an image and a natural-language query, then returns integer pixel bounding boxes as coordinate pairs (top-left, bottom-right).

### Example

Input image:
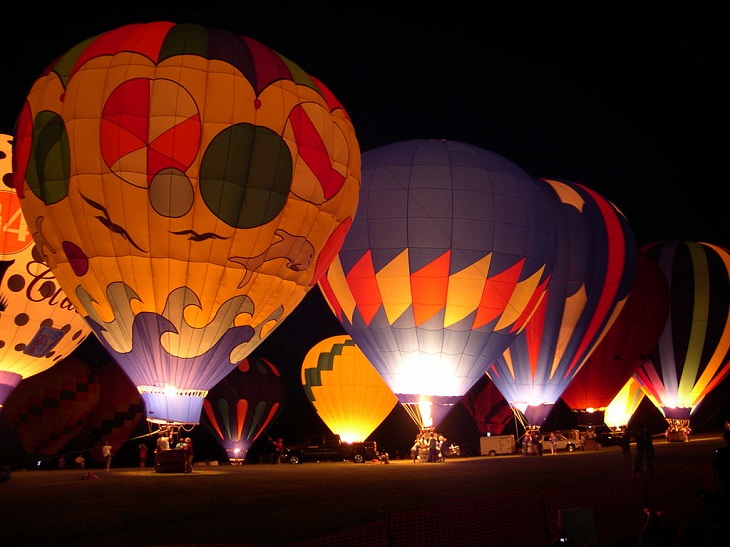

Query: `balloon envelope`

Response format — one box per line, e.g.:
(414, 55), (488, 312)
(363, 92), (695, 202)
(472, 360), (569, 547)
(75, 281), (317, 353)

(301, 335), (397, 443)
(460, 374), (514, 436)
(0, 134), (91, 406)
(561, 249), (669, 414)
(319, 139), (558, 428)
(13, 22), (360, 425)
(73, 360), (145, 465)
(634, 241), (730, 420)
(604, 376), (646, 429)
(486, 178), (637, 426)
(201, 356), (286, 461)
(3, 356), (100, 458)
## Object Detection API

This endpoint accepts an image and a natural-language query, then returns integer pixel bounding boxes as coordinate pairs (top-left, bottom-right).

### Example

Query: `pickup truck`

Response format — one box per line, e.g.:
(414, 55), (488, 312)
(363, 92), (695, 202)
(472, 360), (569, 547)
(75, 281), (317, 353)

(282, 434), (378, 464)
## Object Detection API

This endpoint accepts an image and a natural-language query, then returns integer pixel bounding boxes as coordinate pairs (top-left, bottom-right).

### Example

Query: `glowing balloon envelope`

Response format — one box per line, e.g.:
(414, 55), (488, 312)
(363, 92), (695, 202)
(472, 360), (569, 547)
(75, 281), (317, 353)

(201, 356), (286, 462)
(301, 335), (397, 443)
(0, 134), (91, 406)
(634, 241), (730, 424)
(12, 22), (360, 425)
(319, 139), (558, 429)
(486, 178), (637, 427)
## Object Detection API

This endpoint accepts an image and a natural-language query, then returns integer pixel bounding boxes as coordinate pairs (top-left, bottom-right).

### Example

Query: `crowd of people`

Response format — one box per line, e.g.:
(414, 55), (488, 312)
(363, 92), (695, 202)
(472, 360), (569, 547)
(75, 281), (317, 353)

(410, 430), (447, 462)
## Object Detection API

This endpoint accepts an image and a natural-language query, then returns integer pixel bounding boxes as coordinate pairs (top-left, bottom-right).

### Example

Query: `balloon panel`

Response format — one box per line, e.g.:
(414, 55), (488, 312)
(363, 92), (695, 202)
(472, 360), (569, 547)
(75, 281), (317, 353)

(13, 23), (360, 424)
(0, 134), (91, 406)
(319, 139), (558, 405)
(635, 241), (730, 416)
(3, 356), (100, 456)
(487, 178), (637, 422)
(301, 335), (397, 442)
(561, 249), (669, 411)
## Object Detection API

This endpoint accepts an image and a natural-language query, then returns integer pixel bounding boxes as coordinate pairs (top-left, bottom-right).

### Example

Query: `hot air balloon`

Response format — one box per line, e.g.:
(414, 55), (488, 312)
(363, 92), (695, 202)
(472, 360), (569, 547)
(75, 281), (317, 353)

(73, 360), (145, 466)
(301, 335), (397, 443)
(634, 241), (730, 438)
(486, 178), (637, 428)
(12, 22), (360, 432)
(3, 355), (100, 462)
(560, 249), (670, 427)
(604, 376), (646, 430)
(0, 134), (91, 407)
(460, 374), (514, 436)
(319, 139), (558, 430)
(201, 356), (286, 463)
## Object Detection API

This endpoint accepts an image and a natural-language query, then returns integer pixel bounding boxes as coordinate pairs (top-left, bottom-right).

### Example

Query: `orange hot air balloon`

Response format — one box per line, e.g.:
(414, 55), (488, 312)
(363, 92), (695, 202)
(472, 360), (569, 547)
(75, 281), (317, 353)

(3, 355), (100, 459)
(0, 134), (91, 407)
(12, 23), (360, 427)
(301, 335), (397, 443)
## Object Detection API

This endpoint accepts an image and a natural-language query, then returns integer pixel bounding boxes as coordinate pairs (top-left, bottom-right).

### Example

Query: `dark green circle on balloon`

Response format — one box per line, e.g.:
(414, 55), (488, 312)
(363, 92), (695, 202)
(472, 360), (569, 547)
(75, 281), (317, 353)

(28, 111), (70, 205)
(200, 123), (292, 229)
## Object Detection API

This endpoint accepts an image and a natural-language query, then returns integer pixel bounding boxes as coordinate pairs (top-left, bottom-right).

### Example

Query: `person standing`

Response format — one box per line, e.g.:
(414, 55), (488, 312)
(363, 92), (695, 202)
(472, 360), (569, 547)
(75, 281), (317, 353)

(271, 437), (284, 464)
(183, 437), (194, 473)
(138, 443), (148, 468)
(102, 441), (112, 471)
(549, 432), (558, 455)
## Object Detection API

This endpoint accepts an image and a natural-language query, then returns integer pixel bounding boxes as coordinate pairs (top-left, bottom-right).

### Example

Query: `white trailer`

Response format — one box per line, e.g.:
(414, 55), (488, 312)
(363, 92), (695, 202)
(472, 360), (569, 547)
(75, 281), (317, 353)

(479, 434), (516, 456)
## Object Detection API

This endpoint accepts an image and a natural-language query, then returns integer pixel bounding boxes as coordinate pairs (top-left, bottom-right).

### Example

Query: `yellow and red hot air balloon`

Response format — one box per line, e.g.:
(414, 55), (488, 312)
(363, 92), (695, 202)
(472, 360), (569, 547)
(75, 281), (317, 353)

(604, 376), (646, 430)
(301, 335), (397, 443)
(0, 134), (91, 406)
(12, 22), (360, 427)
(319, 139), (559, 430)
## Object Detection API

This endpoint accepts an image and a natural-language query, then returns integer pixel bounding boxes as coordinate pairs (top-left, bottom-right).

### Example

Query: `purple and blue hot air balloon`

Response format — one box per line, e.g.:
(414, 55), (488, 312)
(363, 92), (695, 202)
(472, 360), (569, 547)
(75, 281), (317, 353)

(319, 139), (559, 429)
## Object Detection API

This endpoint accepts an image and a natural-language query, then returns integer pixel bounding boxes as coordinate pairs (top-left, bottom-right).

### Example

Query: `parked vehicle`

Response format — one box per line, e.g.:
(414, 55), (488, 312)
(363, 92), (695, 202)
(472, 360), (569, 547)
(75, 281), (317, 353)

(282, 434), (378, 464)
(542, 432), (578, 452)
(480, 434), (516, 456)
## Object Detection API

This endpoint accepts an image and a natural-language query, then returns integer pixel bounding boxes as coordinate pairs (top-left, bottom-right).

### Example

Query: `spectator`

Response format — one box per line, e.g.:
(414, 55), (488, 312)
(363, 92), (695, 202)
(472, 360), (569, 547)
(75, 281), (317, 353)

(183, 437), (194, 473)
(74, 454), (86, 469)
(549, 432), (558, 455)
(102, 441), (112, 471)
(271, 437), (284, 464)
(138, 443), (148, 468)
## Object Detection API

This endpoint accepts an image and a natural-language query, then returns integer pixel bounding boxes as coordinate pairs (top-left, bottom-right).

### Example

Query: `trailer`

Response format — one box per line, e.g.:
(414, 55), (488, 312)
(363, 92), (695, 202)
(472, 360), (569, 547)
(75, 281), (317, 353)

(479, 434), (516, 456)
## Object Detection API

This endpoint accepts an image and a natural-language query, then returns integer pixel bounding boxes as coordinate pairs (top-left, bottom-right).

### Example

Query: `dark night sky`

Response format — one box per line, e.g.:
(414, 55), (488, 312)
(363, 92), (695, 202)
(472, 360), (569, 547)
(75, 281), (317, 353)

(1, 4), (728, 461)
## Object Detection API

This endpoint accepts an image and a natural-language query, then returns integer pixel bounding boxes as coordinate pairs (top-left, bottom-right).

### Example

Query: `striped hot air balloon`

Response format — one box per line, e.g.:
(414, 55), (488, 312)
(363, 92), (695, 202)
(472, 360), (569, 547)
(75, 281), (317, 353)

(634, 241), (730, 438)
(486, 178), (637, 428)
(201, 357), (286, 463)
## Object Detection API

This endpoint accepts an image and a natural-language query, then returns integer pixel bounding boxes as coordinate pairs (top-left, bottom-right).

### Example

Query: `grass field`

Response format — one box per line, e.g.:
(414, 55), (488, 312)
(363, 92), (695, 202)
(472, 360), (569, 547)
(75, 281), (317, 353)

(0, 433), (725, 546)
